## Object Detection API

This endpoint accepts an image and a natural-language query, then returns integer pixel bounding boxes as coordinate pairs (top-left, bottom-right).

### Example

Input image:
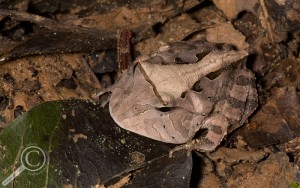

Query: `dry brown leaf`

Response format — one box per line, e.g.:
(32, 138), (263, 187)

(213, 0), (258, 19)
(242, 87), (300, 148)
(206, 22), (249, 50)
(135, 14), (201, 55)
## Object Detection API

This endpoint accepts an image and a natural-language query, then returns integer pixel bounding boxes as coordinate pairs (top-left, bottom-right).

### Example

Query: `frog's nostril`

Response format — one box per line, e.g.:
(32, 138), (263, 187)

(181, 91), (187, 98)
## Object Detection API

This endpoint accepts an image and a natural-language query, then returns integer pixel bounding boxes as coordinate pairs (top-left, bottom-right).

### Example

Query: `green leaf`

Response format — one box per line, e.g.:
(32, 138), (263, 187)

(290, 181), (300, 188)
(0, 100), (193, 187)
(0, 101), (62, 187)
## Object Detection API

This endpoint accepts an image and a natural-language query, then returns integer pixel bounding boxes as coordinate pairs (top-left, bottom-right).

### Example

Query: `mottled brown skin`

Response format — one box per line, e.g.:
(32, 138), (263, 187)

(169, 60), (258, 156)
(98, 41), (258, 156)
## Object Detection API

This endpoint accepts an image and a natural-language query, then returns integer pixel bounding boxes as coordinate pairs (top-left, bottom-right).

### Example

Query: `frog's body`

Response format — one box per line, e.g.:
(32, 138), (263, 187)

(100, 41), (258, 154)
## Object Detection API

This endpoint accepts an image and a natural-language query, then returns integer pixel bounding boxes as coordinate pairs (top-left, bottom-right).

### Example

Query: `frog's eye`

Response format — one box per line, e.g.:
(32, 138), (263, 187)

(205, 69), (223, 80)
(193, 127), (209, 139)
(191, 81), (203, 92)
(196, 49), (210, 61)
(174, 57), (186, 64)
(155, 107), (174, 112)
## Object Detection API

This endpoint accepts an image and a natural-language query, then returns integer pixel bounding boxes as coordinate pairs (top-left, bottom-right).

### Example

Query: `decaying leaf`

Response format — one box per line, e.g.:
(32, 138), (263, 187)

(241, 87), (300, 148)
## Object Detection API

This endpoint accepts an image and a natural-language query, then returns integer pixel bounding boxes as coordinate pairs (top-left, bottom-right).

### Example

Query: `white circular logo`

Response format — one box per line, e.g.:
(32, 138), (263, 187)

(2, 145), (47, 186)
(20, 146), (47, 172)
